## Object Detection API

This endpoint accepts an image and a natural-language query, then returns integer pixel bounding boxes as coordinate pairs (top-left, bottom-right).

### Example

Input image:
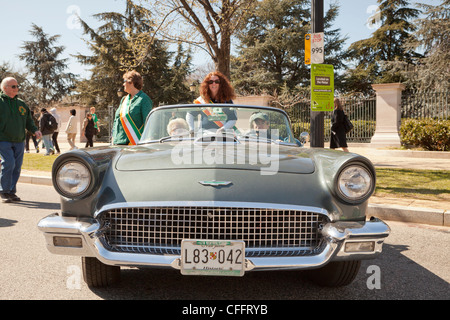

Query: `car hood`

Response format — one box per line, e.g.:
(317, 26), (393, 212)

(115, 142), (315, 174)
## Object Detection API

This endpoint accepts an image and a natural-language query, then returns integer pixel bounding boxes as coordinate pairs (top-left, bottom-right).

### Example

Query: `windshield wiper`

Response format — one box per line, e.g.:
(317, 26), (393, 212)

(159, 135), (191, 143)
(239, 134), (279, 144)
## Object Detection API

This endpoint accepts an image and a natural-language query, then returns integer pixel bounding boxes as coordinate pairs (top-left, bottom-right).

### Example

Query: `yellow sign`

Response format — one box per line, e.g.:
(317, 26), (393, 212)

(305, 34), (311, 65)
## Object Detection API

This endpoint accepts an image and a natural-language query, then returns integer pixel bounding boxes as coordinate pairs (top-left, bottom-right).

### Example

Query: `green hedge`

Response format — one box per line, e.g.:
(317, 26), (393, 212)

(400, 119), (450, 151)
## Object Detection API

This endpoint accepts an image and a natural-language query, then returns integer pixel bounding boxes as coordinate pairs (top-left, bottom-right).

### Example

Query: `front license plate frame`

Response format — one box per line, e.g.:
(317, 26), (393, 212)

(181, 240), (245, 277)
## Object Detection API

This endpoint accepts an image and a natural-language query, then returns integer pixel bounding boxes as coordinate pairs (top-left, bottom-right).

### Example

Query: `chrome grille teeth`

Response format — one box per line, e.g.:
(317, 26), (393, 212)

(99, 207), (328, 257)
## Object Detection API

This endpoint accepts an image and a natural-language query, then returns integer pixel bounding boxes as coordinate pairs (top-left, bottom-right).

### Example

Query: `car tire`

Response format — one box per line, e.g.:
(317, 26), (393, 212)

(82, 257), (121, 288)
(305, 260), (361, 287)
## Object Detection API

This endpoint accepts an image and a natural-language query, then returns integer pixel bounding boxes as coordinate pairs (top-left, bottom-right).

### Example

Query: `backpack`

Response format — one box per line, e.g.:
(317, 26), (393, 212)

(46, 114), (58, 131)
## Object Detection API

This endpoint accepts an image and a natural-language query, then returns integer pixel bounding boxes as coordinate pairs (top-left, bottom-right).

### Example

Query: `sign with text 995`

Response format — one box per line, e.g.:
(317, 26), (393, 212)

(181, 240), (245, 276)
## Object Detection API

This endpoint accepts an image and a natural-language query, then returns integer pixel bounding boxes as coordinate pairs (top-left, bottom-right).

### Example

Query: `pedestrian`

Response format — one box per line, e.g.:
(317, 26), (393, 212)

(50, 107), (61, 154)
(65, 109), (78, 150)
(82, 113), (96, 148)
(39, 108), (56, 156)
(90, 106), (99, 139)
(0, 77), (42, 203)
(25, 110), (40, 153)
(330, 97), (349, 152)
(112, 70), (153, 145)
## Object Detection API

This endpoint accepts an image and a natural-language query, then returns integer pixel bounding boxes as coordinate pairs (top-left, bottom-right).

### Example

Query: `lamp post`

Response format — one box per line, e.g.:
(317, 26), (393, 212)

(310, 0), (324, 148)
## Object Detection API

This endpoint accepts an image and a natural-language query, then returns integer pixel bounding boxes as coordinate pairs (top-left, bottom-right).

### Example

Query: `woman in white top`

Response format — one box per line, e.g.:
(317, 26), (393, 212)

(65, 109), (78, 150)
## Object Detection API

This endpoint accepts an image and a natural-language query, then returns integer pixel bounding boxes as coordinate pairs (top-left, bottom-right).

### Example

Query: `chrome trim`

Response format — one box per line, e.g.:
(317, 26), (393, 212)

(93, 201), (330, 219)
(198, 180), (233, 187)
(38, 212), (390, 271)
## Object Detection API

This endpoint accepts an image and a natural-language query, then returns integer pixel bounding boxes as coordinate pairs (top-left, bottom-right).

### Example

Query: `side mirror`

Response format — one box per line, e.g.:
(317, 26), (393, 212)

(299, 132), (309, 144)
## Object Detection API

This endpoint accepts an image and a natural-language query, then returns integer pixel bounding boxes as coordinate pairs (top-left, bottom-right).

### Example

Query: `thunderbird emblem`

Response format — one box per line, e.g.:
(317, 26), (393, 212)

(198, 180), (233, 187)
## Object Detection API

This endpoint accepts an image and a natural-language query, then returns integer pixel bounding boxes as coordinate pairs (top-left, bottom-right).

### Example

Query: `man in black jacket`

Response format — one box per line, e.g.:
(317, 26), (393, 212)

(39, 108), (56, 156)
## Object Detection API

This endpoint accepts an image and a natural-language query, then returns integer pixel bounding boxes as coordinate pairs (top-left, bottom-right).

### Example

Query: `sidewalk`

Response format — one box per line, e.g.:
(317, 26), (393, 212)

(18, 141), (450, 227)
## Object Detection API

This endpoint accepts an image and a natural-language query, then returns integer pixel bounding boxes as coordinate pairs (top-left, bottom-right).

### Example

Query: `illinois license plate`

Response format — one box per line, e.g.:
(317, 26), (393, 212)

(181, 240), (245, 276)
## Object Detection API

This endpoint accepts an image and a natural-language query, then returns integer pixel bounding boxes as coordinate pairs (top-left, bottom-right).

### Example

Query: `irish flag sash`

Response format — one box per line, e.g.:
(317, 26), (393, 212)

(194, 97), (225, 127)
(120, 95), (141, 145)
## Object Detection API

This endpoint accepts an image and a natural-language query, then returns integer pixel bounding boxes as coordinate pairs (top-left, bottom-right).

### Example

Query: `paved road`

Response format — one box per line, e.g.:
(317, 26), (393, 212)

(1, 183), (449, 302)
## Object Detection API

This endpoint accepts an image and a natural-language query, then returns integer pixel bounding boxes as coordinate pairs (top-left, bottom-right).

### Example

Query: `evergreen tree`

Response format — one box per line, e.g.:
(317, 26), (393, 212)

(345, 0), (420, 93)
(406, 0), (449, 91)
(231, 0), (348, 95)
(19, 24), (75, 104)
(74, 0), (192, 109)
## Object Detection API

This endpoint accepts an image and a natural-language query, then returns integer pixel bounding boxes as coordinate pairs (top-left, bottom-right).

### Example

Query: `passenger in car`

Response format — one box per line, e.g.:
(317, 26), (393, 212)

(167, 118), (189, 136)
(187, 71), (237, 134)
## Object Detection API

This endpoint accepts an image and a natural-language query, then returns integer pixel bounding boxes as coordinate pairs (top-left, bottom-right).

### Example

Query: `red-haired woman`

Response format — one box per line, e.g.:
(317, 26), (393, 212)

(188, 71), (237, 133)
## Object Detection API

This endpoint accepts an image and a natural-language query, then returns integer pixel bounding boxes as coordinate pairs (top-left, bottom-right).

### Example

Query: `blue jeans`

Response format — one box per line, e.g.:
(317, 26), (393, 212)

(0, 141), (25, 194)
(42, 134), (54, 155)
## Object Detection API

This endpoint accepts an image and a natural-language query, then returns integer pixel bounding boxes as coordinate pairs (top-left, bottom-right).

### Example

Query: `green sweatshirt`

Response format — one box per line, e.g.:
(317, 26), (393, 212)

(0, 91), (38, 143)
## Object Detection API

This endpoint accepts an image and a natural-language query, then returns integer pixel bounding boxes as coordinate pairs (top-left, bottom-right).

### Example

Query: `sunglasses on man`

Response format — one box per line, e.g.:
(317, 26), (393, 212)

(8, 85), (19, 89)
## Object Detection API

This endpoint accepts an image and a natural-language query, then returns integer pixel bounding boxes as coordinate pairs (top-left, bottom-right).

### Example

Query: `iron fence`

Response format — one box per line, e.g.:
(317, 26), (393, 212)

(94, 90), (448, 144)
(286, 95), (376, 143)
(401, 91), (449, 120)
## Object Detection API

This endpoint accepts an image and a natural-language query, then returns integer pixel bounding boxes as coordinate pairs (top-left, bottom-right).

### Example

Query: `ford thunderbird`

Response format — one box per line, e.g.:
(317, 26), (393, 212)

(38, 104), (390, 287)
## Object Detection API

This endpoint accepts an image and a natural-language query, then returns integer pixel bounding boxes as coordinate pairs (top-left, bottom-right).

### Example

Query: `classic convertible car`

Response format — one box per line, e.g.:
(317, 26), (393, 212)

(38, 104), (390, 287)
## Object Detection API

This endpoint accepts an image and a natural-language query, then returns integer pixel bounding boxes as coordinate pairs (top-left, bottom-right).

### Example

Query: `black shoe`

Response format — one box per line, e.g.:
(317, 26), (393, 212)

(7, 193), (21, 202)
(1, 193), (12, 203)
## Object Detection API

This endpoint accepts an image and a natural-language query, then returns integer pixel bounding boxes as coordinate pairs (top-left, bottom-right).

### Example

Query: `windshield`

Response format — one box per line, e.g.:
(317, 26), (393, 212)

(140, 105), (297, 145)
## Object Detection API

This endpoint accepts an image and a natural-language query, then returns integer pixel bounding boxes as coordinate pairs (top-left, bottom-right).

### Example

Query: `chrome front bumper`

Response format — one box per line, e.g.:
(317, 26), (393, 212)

(38, 213), (390, 271)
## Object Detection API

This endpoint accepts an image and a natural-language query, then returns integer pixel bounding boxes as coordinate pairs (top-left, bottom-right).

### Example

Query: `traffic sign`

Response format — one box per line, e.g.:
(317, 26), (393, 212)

(311, 32), (324, 64)
(311, 64), (334, 111)
(305, 34), (311, 64)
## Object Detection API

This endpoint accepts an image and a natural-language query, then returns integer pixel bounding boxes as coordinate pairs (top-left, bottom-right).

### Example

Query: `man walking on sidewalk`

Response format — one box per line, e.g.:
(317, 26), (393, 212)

(0, 77), (42, 203)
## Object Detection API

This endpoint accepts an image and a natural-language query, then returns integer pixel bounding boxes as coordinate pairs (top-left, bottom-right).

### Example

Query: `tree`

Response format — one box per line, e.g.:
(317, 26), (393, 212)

(145, 0), (257, 78)
(73, 0), (193, 109)
(405, 0), (449, 91)
(231, 0), (349, 95)
(19, 24), (75, 104)
(345, 0), (420, 93)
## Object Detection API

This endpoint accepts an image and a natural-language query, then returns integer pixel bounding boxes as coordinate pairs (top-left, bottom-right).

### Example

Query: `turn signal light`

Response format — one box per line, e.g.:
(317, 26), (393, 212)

(344, 241), (375, 253)
(53, 236), (83, 248)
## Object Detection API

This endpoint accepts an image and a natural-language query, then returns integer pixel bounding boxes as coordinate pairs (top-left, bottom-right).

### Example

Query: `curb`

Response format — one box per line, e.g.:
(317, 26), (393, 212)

(368, 204), (449, 227)
(19, 174), (449, 228)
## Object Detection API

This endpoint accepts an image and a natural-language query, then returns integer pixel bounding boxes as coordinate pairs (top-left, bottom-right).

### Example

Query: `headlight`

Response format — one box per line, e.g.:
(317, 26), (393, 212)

(55, 161), (92, 197)
(337, 164), (374, 203)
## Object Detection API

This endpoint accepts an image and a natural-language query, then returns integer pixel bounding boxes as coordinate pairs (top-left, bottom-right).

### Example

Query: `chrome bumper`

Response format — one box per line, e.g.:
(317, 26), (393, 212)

(38, 214), (390, 271)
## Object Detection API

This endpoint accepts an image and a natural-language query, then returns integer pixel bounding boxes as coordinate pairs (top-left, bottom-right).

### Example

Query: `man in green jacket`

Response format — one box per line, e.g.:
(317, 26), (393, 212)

(0, 77), (42, 203)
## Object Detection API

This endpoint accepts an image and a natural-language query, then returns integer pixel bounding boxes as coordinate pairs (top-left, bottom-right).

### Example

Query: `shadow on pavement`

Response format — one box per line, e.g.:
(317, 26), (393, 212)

(86, 243), (450, 300)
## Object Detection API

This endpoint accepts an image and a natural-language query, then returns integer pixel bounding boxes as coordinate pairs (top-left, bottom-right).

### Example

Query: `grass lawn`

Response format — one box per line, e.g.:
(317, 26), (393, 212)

(374, 168), (450, 202)
(21, 154), (449, 202)
(22, 153), (58, 171)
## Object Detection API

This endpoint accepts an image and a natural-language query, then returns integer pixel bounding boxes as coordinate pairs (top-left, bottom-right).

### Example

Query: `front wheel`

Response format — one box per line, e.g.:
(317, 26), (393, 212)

(305, 260), (361, 287)
(82, 257), (121, 288)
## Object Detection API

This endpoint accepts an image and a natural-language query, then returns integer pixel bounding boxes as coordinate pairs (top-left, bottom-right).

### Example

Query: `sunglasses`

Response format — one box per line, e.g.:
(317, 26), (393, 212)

(9, 85), (19, 89)
(123, 79), (131, 83)
(207, 80), (220, 85)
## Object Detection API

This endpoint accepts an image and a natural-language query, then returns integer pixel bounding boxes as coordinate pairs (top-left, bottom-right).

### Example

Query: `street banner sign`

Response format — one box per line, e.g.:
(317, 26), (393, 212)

(305, 34), (311, 64)
(311, 64), (334, 111)
(311, 32), (324, 64)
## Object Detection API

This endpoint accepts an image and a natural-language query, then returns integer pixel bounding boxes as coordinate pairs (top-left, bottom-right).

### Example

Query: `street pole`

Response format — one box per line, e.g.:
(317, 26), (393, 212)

(310, 0), (324, 148)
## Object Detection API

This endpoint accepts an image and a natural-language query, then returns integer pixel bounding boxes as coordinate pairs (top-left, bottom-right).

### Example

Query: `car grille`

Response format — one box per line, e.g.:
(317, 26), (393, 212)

(98, 206), (328, 257)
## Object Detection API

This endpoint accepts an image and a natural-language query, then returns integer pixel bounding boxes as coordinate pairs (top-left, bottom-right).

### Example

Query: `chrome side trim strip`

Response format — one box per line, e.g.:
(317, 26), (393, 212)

(94, 201), (330, 219)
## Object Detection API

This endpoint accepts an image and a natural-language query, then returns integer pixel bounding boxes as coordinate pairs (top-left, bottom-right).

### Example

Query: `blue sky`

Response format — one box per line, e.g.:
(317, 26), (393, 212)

(0, 0), (435, 78)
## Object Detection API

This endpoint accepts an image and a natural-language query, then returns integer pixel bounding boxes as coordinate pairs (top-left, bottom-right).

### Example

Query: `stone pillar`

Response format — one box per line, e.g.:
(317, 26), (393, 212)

(370, 83), (406, 148)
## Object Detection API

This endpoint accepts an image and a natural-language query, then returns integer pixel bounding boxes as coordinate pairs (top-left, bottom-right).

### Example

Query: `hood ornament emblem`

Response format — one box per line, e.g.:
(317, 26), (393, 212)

(198, 180), (233, 187)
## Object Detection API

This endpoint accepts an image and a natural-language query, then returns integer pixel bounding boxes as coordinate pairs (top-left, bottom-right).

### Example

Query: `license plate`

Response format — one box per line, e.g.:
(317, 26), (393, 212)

(181, 240), (245, 276)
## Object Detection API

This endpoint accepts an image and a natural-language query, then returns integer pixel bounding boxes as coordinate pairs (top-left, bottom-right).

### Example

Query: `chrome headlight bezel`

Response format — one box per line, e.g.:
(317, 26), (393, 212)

(54, 160), (93, 198)
(335, 163), (375, 204)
